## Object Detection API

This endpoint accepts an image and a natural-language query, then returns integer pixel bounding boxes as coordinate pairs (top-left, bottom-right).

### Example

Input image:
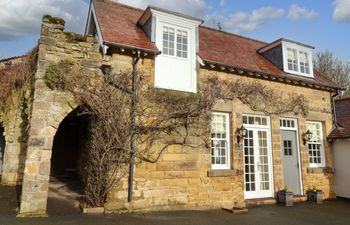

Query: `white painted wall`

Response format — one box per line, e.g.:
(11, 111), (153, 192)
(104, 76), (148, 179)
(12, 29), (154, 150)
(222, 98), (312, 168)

(152, 10), (201, 93)
(333, 139), (350, 198)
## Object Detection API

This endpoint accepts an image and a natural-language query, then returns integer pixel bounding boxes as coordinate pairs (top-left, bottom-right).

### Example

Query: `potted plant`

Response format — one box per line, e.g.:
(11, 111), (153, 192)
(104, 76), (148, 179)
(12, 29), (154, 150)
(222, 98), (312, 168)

(277, 186), (294, 207)
(308, 186), (324, 204)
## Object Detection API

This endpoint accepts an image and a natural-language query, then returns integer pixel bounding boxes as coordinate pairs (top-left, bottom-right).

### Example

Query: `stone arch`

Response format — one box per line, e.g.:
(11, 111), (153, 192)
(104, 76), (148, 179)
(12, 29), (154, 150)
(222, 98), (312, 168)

(19, 93), (80, 216)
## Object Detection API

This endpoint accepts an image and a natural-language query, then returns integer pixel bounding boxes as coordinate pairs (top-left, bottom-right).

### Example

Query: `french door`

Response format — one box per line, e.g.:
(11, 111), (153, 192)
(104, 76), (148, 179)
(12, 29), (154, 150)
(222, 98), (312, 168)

(243, 115), (273, 199)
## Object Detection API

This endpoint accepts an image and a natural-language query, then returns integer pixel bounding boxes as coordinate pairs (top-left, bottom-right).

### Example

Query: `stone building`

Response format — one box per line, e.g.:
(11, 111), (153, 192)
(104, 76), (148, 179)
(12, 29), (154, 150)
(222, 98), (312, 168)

(0, 0), (341, 216)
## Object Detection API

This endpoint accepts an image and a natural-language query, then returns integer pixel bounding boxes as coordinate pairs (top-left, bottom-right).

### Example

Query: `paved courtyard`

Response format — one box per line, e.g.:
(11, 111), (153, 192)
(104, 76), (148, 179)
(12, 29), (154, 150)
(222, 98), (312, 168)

(0, 185), (349, 225)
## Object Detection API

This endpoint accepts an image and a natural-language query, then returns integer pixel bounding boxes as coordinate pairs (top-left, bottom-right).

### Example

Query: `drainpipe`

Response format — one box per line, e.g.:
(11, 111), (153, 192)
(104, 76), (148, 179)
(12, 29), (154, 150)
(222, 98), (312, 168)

(128, 51), (141, 202)
(331, 88), (340, 128)
(328, 88), (340, 142)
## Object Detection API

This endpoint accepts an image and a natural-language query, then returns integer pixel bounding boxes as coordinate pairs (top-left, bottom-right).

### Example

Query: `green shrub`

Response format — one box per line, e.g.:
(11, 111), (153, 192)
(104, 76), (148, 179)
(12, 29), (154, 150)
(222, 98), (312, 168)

(44, 60), (74, 90)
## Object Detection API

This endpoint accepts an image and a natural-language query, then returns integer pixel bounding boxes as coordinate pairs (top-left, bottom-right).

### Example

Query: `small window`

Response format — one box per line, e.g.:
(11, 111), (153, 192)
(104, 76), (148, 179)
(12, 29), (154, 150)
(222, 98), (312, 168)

(176, 30), (188, 58)
(306, 121), (325, 167)
(283, 42), (313, 77)
(280, 118), (296, 129)
(243, 115), (268, 126)
(211, 112), (230, 170)
(162, 26), (175, 56)
(283, 140), (293, 156)
(287, 48), (298, 72)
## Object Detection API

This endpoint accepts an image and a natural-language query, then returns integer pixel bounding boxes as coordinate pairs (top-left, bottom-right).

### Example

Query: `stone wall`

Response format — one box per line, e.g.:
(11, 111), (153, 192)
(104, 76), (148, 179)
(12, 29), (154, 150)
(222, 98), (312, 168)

(1, 105), (28, 185)
(18, 16), (105, 216)
(0, 56), (32, 185)
(12, 15), (336, 216)
(104, 55), (336, 212)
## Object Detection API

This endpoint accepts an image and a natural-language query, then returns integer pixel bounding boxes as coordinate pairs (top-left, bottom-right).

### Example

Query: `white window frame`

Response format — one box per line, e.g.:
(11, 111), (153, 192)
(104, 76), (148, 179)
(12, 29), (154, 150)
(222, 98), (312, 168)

(211, 112), (231, 170)
(162, 26), (175, 56)
(306, 121), (326, 168)
(161, 25), (189, 60)
(242, 114), (274, 199)
(282, 41), (314, 78)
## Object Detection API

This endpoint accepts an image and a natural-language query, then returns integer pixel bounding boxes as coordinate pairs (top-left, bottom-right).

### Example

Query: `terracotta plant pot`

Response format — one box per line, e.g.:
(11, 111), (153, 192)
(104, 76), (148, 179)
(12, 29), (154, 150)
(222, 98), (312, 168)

(278, 190), (294, 207)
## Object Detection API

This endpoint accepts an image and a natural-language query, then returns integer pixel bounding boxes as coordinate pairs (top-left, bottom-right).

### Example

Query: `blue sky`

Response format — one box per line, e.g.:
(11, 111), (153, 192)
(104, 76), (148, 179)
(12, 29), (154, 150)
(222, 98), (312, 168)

(0, 0), (349, 61)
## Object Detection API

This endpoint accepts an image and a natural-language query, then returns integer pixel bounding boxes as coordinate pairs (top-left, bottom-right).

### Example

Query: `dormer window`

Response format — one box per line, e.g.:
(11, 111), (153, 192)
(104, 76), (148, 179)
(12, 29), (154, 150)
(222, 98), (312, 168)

(258, 38), (314, 78)
(286, 47), (311, 75)
(137, 6), (202, 93)
(282, 41), (314, 77)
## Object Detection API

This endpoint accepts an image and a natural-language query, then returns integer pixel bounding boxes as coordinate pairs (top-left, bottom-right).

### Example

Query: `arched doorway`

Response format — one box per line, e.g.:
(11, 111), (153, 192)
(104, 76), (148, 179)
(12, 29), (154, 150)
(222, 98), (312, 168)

(48, 108), (90, 214)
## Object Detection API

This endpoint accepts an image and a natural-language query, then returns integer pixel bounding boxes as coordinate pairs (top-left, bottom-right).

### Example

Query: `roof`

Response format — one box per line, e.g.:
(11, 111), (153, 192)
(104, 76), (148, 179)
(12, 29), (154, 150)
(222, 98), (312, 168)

(329, 97), (350, 139)
(92, 0), (159, 53)
(90, 0), (338, 90)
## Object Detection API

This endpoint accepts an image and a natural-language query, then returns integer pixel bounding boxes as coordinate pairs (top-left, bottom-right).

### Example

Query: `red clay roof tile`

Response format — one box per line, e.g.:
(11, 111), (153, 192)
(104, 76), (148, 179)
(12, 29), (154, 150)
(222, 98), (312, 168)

(93, 0), (158, 52)
(92, 0), (338, 89)
(329, 97), (350, 139)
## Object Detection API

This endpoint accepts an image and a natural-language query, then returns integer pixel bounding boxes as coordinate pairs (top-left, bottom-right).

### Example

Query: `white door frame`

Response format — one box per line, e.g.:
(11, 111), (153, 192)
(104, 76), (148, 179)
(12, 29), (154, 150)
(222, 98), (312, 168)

(243, 115), (274, 199)
(280, 118), (304, 195)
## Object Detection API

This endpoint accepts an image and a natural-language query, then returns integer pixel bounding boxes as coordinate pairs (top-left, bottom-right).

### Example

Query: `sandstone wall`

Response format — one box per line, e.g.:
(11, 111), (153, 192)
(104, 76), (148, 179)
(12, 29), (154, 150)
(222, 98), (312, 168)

(105, 54), (335, 212)
(18, 16), (104, 216)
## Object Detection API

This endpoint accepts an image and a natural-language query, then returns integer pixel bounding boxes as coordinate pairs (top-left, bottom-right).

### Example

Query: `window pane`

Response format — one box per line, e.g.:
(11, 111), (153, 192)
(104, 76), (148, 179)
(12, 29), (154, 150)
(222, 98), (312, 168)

(287, 48), (298, 72)
(306, 121), (324, 166)
(211, 113), (230, 168)
(176, 29), (188, 58)
(162, 26), (174, 56)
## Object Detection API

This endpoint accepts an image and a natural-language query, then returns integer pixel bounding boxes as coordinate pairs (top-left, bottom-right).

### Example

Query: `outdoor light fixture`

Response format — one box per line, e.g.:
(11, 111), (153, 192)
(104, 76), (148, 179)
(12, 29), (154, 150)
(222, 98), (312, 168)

(101, 64), (111, 77)
(303, 129), (313, 145)
(236, 125), (248, 144)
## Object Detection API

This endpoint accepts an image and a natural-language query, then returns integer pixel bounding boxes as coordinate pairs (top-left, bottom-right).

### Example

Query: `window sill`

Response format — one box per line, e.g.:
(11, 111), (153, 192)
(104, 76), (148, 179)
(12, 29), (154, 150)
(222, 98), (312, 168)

(207, 169), (241, 177)
(307, 167), (334, 174)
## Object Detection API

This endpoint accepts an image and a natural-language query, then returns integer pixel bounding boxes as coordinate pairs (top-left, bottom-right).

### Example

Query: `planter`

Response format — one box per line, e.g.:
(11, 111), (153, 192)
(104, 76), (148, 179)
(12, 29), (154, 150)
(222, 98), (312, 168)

(308, 190), (324, 204)
(81, 207), (105, 214)
(278, 190), (294, 207)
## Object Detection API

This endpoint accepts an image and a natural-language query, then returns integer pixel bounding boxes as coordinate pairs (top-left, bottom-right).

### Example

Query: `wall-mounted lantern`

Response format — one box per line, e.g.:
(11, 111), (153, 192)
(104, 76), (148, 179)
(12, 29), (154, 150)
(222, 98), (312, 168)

(236, 125), (248, 144)
(303, 129), (313, 145)
(101, 64), (111, 77)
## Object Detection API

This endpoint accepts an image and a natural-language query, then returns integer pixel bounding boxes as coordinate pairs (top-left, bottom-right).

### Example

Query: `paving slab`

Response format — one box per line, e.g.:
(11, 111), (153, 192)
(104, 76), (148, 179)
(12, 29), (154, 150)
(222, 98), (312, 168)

(0, 184), (349, 225)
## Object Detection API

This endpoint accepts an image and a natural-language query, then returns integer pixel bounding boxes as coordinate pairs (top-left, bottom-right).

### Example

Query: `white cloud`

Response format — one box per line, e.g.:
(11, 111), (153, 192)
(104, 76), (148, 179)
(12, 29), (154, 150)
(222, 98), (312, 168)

(288, 4), (317, 20)
(0, 0), (88, 41)
(113, 0), (210, 19)
(207, 7), (284, 33)
(333, 0), (350, 22)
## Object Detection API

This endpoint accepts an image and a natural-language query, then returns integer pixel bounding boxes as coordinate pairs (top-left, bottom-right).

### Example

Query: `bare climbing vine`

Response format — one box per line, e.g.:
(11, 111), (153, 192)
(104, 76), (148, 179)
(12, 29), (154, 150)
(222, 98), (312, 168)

(0, 48), (37, 117)
(44, 59), (309, 207)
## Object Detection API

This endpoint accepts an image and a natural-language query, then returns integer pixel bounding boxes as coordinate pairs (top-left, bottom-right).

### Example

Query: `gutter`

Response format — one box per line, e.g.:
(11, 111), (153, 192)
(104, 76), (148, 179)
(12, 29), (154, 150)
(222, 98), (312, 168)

(200, 58), (339, 92)
(104, 41), (161, 56)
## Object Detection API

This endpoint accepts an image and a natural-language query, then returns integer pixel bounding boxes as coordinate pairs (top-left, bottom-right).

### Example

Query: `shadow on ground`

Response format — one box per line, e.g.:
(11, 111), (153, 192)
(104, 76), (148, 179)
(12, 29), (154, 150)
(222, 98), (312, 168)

(0, 184), (349, 225)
